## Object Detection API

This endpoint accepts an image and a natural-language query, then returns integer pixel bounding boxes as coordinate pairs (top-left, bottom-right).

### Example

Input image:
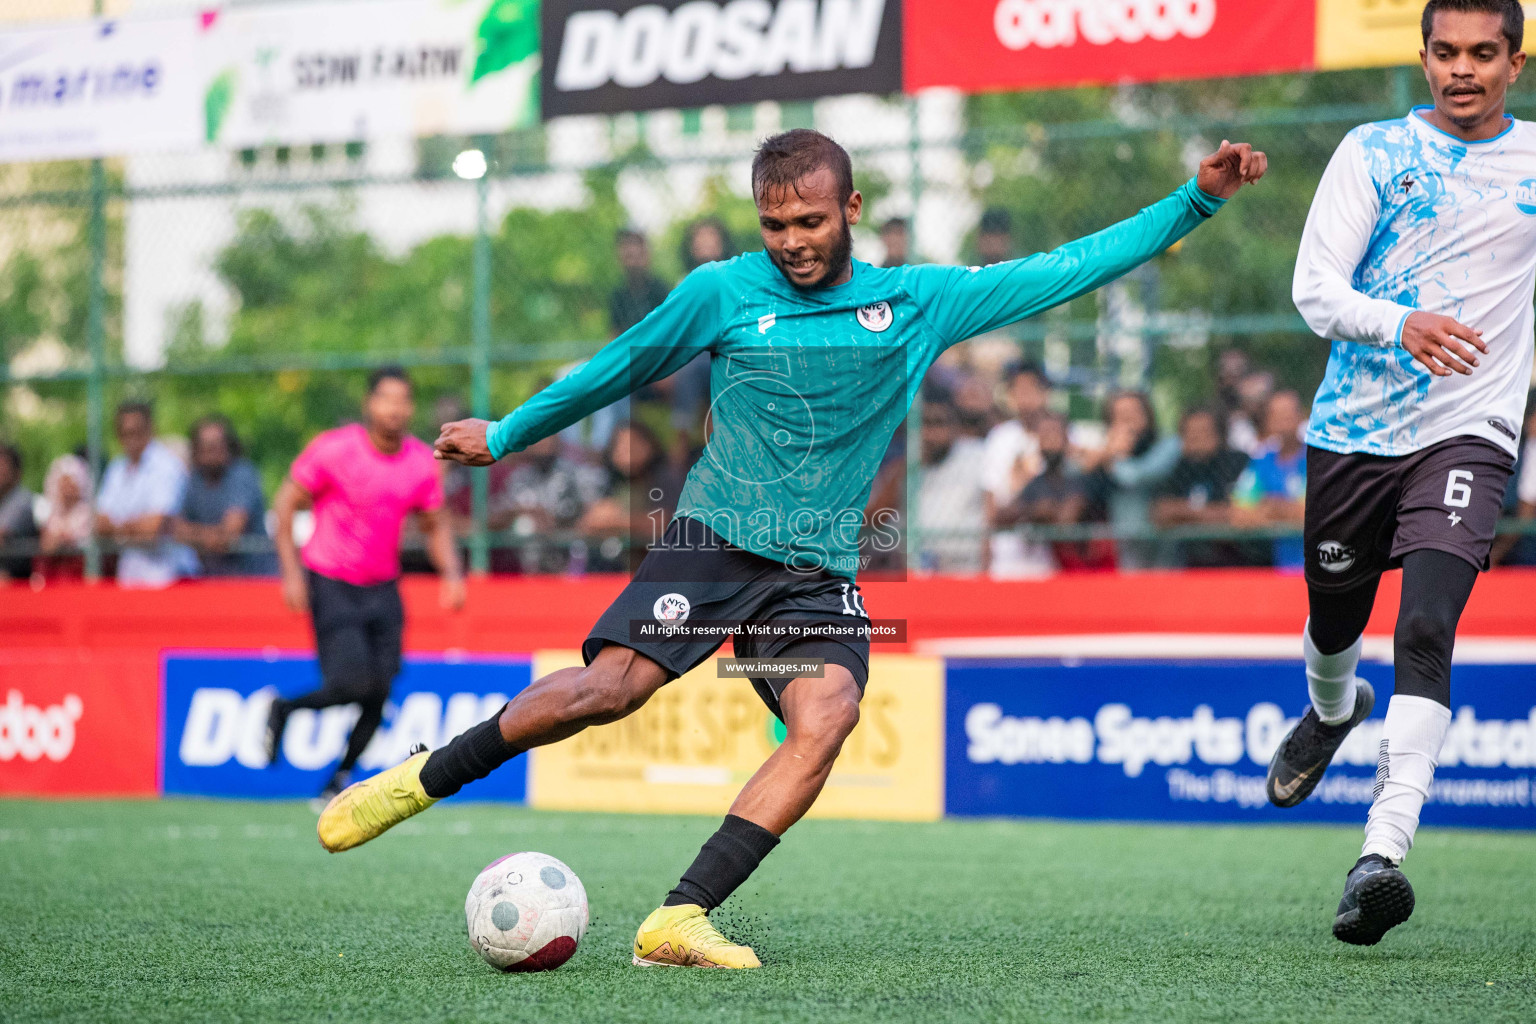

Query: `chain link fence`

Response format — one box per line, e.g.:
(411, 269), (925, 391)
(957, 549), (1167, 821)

(3, 33), (1535, 581)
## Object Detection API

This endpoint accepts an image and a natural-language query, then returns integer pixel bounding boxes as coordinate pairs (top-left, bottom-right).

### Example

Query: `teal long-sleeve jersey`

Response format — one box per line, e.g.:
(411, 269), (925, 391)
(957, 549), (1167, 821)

(487, 178), (1225, 579)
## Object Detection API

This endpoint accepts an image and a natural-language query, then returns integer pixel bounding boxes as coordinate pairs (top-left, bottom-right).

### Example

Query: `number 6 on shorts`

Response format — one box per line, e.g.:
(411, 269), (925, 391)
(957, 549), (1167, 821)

(1444, 470), (1473, 509)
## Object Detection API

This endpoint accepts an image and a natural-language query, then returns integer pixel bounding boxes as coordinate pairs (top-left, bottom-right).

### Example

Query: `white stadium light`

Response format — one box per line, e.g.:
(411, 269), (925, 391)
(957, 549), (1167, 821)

(452, 148), (488, 180)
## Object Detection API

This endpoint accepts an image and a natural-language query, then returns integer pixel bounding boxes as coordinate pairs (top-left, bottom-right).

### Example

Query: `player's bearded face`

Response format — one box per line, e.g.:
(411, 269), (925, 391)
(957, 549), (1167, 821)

(757, 167), (862, 290)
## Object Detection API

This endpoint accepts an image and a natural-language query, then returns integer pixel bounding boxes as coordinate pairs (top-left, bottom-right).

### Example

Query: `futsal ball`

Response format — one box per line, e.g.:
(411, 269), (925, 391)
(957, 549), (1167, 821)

(465, 852), (588, 972)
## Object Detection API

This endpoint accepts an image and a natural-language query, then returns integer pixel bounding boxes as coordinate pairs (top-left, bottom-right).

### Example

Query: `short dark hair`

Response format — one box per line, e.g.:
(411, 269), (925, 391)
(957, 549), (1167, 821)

(1004, 360), (1048, 387)
(115, 400), (153, 426)
(1422, 0), (1524, 53)
(189, 414), (243, 458)
(615, 227), (646, 246)
(752, 129), (855, 205)
(0, 443), (20, 476)
(979, 207), (1013, 236)
(367, 364), (412, 395)
(880, 217), (909, 234)
(1180, 405), (1222, 431)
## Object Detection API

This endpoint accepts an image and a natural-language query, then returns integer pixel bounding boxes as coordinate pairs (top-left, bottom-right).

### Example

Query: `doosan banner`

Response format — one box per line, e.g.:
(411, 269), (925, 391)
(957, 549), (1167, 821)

(162, 652), (532, 801)
(904, 0), (1319, 93)
(540, 0), (902, 117)
(947, 658), (1536, 828)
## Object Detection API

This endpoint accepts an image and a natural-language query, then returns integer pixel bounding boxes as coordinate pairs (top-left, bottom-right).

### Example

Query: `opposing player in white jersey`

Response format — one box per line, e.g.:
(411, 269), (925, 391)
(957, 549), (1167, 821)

(1268, 0), (1532, 946)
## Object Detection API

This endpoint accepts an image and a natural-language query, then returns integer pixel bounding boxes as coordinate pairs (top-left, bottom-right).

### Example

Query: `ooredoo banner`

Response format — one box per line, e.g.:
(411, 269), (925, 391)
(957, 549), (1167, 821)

(904, 0), (1318, 93)
(946, 658), (1536, 828)
(540, 0), (903, 117)
(162, 652), (532, 801)
(0, 651), (160, 797)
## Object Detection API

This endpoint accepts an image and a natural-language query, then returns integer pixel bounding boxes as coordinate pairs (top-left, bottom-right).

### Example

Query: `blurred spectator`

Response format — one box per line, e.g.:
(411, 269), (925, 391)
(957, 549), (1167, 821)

(1152, 407), (1250, 568)
(95, 401), (193, 587)
(579, 421), (685, 571)
(610, 229), (670, 336)
(1080, 390), (1180, 570)
(0, 443), (35, 580)
(1232, 390), (1308, 570)
(682, 217), (737, 270)
(975, 207), (1014, 265)
(1227, 369), (1277, 456)
(437, 395), (516, 536)
(174, 415), (272, 576)
(951, 372), (1001, 439)
(1002, 413), (1116, 572)
(1214, 348), (1251, 421)
(983, 362), (1050, 576)
(35, 454), (92, 581)
(914, 399), (987, 574)
(495, 433), (607, 574)
(879, 217), (911, 268)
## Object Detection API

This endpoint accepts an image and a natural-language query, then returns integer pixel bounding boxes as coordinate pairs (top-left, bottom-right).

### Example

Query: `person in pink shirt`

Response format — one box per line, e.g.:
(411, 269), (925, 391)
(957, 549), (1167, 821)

(266, 366), (466, 803)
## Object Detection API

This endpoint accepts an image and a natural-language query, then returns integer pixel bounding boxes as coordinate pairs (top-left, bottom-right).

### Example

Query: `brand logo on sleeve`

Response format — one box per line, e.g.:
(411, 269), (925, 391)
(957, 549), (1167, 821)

(856, 301), (893, 333)
(1515, 179), (1536, 216)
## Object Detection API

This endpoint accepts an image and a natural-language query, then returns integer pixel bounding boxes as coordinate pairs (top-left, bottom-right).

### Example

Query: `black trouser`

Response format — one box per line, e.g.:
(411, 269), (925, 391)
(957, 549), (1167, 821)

(284, 570), (405, 775)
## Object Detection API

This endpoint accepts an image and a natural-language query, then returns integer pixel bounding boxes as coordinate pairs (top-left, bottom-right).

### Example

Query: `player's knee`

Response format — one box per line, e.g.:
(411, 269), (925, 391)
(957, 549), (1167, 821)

(1395, 604), (1455, 661)
(790, 692), (860, 760)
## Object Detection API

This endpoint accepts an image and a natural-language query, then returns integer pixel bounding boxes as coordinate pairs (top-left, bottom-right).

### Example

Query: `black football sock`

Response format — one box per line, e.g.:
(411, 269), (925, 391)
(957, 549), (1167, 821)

(663, 814), (781, 912)
(419, 707), (523, 799)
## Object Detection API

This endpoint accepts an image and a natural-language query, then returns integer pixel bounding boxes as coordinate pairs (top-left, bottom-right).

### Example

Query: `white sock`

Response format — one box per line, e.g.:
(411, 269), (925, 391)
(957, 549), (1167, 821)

(1362, 695), (1452, 865)
(1303, 619), (1361, 725)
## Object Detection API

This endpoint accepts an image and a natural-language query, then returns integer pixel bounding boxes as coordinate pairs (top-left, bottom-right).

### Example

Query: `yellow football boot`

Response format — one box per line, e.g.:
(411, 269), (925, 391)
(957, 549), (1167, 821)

(317, 751), (437, 852)
(631, 904), (762, 969)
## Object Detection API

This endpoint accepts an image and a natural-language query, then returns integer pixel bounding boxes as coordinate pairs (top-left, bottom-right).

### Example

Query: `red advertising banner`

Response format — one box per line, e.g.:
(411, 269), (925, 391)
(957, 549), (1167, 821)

(904, 0), (1317, 93)
(0, 651), (160, 797)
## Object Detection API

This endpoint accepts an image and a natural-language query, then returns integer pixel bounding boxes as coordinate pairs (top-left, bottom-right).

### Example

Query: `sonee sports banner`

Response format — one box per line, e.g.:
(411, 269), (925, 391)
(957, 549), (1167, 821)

(947, 658), (1536, 829)
(539, 0), (902, 117)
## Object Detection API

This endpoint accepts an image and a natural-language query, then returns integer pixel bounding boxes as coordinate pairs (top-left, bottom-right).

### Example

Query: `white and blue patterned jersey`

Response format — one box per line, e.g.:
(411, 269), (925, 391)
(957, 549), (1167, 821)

(1293, 107), (1536, 457)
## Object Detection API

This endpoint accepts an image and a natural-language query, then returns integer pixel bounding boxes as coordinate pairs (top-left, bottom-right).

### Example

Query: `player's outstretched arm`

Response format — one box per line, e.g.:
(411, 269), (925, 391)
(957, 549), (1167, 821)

(435, 267), (729, 466)
(1292, 131), (1483, 376)
(914, 141), (1265, 348)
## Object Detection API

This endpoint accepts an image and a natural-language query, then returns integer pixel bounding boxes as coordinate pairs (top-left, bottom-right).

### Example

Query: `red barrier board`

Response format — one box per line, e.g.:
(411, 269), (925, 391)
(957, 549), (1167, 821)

(904, 0), (1317, 94)
(0, 650), (160, 797)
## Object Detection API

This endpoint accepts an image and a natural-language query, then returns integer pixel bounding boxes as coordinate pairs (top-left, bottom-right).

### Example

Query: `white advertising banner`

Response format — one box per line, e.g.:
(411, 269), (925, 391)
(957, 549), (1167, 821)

(0, 16), (206, 162)
(204, 0), (540, 149)
(0, 0), (541, 163)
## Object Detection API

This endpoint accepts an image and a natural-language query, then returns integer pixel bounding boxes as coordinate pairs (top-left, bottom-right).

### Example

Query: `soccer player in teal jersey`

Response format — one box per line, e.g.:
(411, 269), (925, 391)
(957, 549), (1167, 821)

(318, 129), (1267, 967)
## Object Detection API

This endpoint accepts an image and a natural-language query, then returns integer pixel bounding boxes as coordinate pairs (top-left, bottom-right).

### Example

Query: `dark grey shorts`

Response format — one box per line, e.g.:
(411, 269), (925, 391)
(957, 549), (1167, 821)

(1303, 437), (1514, 591)
(582, 518), (870, 721)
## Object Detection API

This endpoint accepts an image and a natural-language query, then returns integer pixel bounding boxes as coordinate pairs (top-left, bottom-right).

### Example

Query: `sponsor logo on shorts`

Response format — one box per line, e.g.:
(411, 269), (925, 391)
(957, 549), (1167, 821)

(653, 593), (691, 623)
(1316, 540), (1356, 573)
(856, 301), (893, 333)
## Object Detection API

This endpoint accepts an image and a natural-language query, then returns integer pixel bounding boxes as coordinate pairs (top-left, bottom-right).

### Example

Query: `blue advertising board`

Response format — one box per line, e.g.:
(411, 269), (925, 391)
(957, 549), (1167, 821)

(945, 658), (1536, 828)
(163, 652), (533, 801)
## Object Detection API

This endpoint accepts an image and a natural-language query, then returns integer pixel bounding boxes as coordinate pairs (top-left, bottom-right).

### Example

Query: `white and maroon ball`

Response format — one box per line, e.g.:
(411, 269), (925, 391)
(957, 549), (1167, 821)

(465, 852), (588, 972)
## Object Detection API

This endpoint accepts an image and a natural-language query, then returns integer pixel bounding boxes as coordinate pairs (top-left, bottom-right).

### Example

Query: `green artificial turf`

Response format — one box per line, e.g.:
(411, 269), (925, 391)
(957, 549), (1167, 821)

(2, 801), (1533, 1023)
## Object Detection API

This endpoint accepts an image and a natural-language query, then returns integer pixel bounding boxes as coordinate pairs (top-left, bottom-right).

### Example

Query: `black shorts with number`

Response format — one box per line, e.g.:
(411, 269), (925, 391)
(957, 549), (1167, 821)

(1303, 437), (1515, 591)
(582, 519), (871, 721)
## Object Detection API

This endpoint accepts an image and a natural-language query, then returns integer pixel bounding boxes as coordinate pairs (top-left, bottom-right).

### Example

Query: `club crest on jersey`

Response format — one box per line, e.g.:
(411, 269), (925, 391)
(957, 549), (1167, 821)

(653, 593), (690, 623)
(1516, 179), (1536, 216)
(856, 302), (893, 333)
(1316, 540), (1356, 574)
